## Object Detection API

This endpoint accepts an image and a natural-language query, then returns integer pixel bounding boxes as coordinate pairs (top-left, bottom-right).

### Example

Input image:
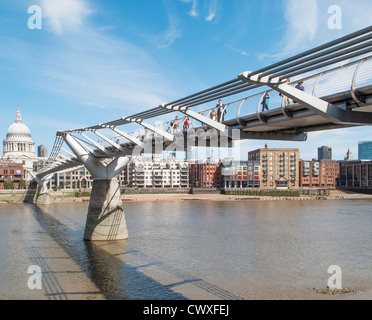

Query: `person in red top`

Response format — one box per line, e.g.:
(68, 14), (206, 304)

(183, 117), (190, 131)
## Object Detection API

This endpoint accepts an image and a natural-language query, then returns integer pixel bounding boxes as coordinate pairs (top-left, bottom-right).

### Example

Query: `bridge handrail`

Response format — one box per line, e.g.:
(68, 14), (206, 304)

(55, 54), (372, 157)
(38, 27), (372, 175)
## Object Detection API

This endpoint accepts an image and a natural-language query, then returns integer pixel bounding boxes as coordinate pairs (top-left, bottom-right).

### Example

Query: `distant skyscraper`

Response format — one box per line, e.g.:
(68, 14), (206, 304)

(318, 146), (332, 161)
(38, 145), (48, 158)
(358, 141), (372, 160)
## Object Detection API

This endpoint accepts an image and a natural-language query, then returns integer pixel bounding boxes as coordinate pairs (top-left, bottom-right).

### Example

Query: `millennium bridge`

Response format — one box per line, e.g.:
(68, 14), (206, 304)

(31, 26), (372, 241)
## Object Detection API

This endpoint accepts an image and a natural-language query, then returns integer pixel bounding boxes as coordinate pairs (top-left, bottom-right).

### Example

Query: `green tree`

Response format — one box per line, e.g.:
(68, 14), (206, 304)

(18, 180), (26, 189)
(4, 181), (15, 189)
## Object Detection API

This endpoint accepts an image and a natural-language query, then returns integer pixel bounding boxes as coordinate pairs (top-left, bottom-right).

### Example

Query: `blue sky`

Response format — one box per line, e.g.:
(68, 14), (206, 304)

(1, 0), (372, 161)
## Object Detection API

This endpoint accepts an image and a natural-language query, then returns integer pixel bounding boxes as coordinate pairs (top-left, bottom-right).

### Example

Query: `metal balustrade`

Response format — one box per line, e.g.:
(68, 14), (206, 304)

(36, 27), (372, 179)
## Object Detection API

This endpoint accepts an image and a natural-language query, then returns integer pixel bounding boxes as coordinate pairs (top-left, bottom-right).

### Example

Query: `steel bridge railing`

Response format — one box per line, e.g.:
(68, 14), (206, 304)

(38, 26), (372, 175)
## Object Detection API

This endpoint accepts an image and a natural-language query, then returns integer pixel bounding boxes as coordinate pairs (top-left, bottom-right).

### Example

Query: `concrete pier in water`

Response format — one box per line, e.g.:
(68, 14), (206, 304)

(84, 179), (128, 241)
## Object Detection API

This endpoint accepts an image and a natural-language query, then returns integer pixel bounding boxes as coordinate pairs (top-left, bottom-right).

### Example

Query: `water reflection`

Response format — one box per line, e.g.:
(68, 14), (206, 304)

(29, 204), (187, 300)
(0, 199), (371, 300)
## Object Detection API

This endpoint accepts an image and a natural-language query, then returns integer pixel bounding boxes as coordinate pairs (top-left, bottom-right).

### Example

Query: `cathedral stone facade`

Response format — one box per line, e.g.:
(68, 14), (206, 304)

(2, 107), (45, 181)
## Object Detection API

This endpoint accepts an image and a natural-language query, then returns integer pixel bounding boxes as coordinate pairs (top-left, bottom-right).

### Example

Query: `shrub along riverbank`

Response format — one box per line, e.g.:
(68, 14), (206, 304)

(222, 188), (331, 197)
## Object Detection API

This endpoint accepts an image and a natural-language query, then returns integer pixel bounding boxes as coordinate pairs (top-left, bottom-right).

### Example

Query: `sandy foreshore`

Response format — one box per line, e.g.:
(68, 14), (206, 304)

(100, 189), (372, 203)
(2, 189), (372, 204)
(119, 190), (372, 203)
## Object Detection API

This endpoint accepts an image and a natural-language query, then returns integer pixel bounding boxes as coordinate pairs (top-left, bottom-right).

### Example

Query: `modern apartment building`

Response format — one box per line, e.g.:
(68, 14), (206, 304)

(299, 160), (339, 188)
(124, 158), (189, 189)
(52, 166), (93, 189)
(48, 157), (189, 190)
(221, 160), (249, 189)
(248, 147), (300, 189)
(247, 161), (261, 188)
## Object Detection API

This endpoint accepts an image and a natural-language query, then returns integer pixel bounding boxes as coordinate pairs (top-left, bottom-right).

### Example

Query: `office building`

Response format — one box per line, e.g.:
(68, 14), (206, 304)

(358, 141), (372, 160)
(318, 146), (332, 161)
(37, 145), (48, 158)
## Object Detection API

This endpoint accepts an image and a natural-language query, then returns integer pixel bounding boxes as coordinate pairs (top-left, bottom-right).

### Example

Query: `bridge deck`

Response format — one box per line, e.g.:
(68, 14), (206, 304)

(224, 84), (372, 133)
(35, 26), (372, 179)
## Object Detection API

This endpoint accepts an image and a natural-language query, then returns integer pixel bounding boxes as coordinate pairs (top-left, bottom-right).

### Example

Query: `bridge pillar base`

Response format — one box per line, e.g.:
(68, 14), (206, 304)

(35, 185), (51, 205)
(84, 178), (128, 241)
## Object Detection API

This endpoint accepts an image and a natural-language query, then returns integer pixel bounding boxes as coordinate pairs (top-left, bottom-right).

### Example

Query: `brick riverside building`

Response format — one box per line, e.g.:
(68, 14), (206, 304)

(0, 160), (24, 189)
(299, 160), (340, 188)
(248, 147), (300, 189)
(338, 160), (372, 189)
(189, 162), (222, 188)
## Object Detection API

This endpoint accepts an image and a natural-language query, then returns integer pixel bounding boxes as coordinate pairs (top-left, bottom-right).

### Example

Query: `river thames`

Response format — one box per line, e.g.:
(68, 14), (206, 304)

(0, 199), (371, 300)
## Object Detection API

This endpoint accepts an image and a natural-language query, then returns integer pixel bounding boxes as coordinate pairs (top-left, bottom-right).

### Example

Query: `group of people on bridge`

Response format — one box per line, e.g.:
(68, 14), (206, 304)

(112, 80), (308, 145)
(261, 79), (305, 112)
(126, 80), (307, 141)
(168, 99), (227, 134)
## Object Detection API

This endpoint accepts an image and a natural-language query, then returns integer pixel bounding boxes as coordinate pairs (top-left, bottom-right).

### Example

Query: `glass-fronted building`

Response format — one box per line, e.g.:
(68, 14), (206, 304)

(358, 141), (372, 160)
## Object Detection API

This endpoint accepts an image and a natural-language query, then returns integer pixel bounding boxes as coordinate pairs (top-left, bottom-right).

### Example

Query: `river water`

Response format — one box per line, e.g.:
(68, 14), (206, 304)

(0, 200), (371, 300)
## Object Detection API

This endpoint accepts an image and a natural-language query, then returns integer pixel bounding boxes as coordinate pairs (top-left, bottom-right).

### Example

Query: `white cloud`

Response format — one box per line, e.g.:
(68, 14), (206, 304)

(37, 31), (179, 111)
(179, 0), (198, 16)
(190, 0), (198, 17)
(152, 14), (182, 49)
(97, 25), (116, 32)
(261, 0), (372, 62)
(225, 44), (250, 57)
(205, 0), (218, 22)
(259, 0), (318, 61)
(0, 17), (184, 126)
(181, 0), (219, 22)
(39, 0), (92, 35)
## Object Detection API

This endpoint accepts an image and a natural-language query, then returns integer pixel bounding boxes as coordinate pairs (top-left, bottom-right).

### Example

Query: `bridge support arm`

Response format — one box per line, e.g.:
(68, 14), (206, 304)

(274, 82), (372, 125)
(184, 109), (227, 132)
(64, 133), (130, 241)
(28, 172), (54, 205)
(135, 120), (175, 142)
(111, 126), (143, 147)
